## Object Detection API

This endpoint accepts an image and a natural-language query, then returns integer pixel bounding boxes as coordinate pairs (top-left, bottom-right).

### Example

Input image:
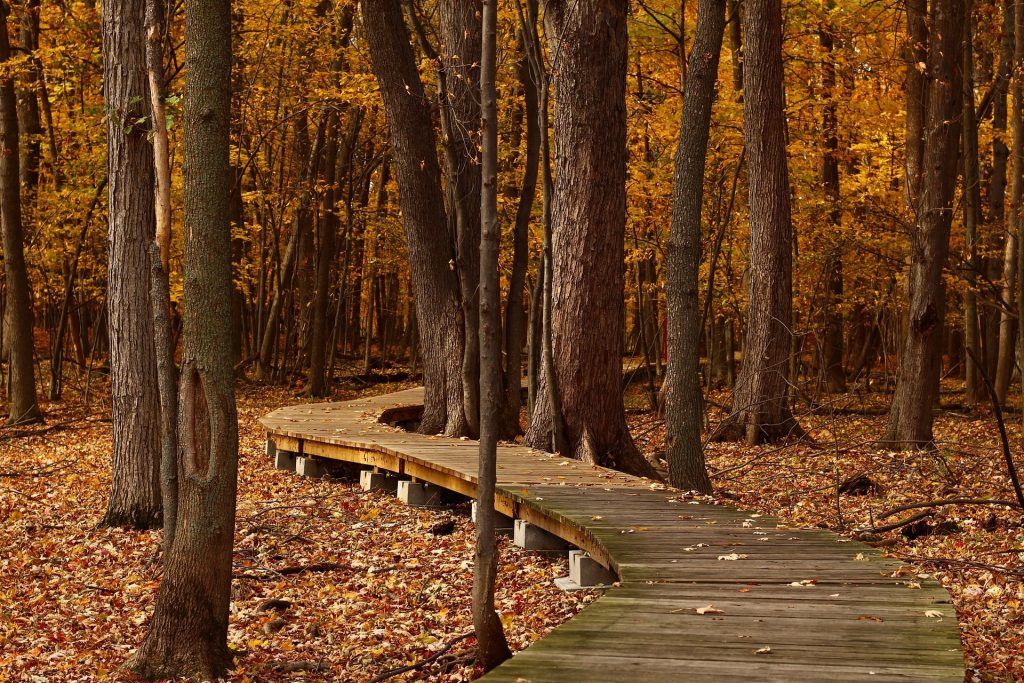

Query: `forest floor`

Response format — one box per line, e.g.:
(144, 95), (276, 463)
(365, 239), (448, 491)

(0, 373), (594, 682)
(3, 367), (1021, 682)
(625, 379), (1024, 683)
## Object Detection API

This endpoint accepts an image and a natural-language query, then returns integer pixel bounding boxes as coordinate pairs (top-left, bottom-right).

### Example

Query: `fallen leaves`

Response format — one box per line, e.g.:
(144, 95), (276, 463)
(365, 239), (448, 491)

(695, 605), (724, 615)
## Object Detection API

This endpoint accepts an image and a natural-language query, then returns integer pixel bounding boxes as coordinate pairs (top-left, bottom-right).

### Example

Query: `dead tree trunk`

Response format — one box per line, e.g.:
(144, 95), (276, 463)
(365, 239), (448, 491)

(713, 0), (802, 444)
(129, 0), (238, 676)
(663, 0), (725, 493)
(522, 0), (655, 478)
(885, 0), (965, 447)
(362, 0), (468, 435)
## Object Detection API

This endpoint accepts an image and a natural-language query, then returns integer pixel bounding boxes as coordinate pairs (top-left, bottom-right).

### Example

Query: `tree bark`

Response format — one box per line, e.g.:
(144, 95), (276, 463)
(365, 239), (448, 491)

(522, 0), (655, 478)
(362, 0), (468, 436)
(713, 0), (802, 444)
(885, 0), (965, 447)
(100, 0), (162, 529)
(963, 0), (982, 406)
(820, 8), (845, 394)
(438, 0), (483, 437)
(129, 0), (238, 676)
(0, 3), (41, 426)
(474, 0), (512, 668)
(663, 0), (724, 493)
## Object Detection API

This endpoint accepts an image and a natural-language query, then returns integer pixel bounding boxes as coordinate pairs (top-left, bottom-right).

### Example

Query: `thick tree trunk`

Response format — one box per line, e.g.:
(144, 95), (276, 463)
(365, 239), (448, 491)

(438, 0), (483, 437)
(129, 0), (238, 676)
(713, 0), (802, 444)
(474, 0), (512, 667)
(100, 0), (162, 530)
(522, 0), (655, 478)
(362, 0), (468, 436)
(885, 0), (965, 447)
(663, 0), (724, 493)
(0, 4), (41, 426)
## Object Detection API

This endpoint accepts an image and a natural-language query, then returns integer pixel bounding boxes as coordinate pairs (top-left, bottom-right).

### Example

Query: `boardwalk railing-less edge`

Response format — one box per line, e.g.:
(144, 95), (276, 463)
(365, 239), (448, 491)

(261, 388), (965, 682)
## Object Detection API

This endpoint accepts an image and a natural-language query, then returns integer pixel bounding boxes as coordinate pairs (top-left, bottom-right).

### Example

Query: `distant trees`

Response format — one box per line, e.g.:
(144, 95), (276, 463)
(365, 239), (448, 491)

(100, 0), (162, 530)
(129, 0), (238, 675)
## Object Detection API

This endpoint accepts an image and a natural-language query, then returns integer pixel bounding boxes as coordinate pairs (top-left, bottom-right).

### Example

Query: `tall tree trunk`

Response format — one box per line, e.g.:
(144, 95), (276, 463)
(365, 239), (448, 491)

(0, 3), (40, 426)
(362, 0), (468, 436)
(663, 0), (724, 493)
(996, 0), (1024, 404)
(129, 0), (238, 675)
(100, 0), (162, 529)
(438, 0), (483, 437)
(885, 0), (965, 447)
(474, 0), (512, 668)
(820, 8), (845, 394)
(16, 0), (40, 194)
(522, 0), (655, 478)
(500, 10), (539, 437)
(713, 0), (802, 444)
(963, 0), (982, 406)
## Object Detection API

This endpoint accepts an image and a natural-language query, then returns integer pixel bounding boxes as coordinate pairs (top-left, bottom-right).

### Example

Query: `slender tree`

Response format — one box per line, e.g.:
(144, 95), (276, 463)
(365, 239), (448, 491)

(100, 0), (162, 529)
(713, 0), (802, 444)
(663, 0), (726, 492)
(362, 0), (468, 435)
(962, 0), (982, 406)
(0, 1), (41, 426)
(885, 0), (965, 447)
(473, 0), (512, 667)
(522, 0), (655, 478)
(129, 0), (238, 675)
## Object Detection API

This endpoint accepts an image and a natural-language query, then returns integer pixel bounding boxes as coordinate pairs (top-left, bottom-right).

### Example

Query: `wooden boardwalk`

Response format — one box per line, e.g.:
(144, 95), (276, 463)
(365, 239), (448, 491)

(261, 388), (965, 682)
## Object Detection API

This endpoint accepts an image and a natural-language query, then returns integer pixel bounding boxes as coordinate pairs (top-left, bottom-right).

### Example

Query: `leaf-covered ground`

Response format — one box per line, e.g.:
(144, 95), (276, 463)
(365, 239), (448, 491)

(626, 382), (1024, 683)
(0, 380), (593, 681)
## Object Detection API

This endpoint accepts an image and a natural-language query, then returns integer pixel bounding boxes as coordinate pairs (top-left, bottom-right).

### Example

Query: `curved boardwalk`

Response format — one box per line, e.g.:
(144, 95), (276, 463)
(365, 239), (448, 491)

(261, 388), (965, 682)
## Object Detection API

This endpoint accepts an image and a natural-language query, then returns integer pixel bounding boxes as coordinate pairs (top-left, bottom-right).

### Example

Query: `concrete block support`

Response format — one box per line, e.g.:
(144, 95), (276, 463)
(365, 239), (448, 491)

(295, 456), (325, 478)
(471, 501), (514, 535)
(360, 470), (399, 493)
(274, 450), (297, 472)
(569, 550), (616, 587)
(397, 480), (444, 506)
(513, 519), (573, 551)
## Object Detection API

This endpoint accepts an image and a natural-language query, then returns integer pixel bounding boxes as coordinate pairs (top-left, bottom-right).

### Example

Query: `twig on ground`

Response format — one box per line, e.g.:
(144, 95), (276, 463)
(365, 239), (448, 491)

(857, 509), (933, 534)
(367, 631), (475, 683)
(879, 497), (1021, 520)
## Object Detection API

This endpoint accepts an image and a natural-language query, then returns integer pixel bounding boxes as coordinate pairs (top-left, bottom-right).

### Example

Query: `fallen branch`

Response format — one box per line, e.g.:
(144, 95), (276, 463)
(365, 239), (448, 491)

(857, 509), (933, 534)
(367, 631), (475, 683)
(234, 562), (344, 580)
(879, 497), (1021, 520)
(894, 553), (1024, 578)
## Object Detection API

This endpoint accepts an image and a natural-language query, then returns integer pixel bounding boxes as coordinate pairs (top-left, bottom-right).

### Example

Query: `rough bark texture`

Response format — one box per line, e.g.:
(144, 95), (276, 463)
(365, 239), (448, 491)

(438, 0), (483, 437)
(363, 0), (467, 436)
(663, 0), (724, 493)
(473, 0), (512, 667)
(0, 4), (41, 426)
(129, 0), (238, 676)
(100, 0), (162, 530)
(523, 0), (656, 478)
(885, 0), (965, 447)
(714, 0), (802, 444)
